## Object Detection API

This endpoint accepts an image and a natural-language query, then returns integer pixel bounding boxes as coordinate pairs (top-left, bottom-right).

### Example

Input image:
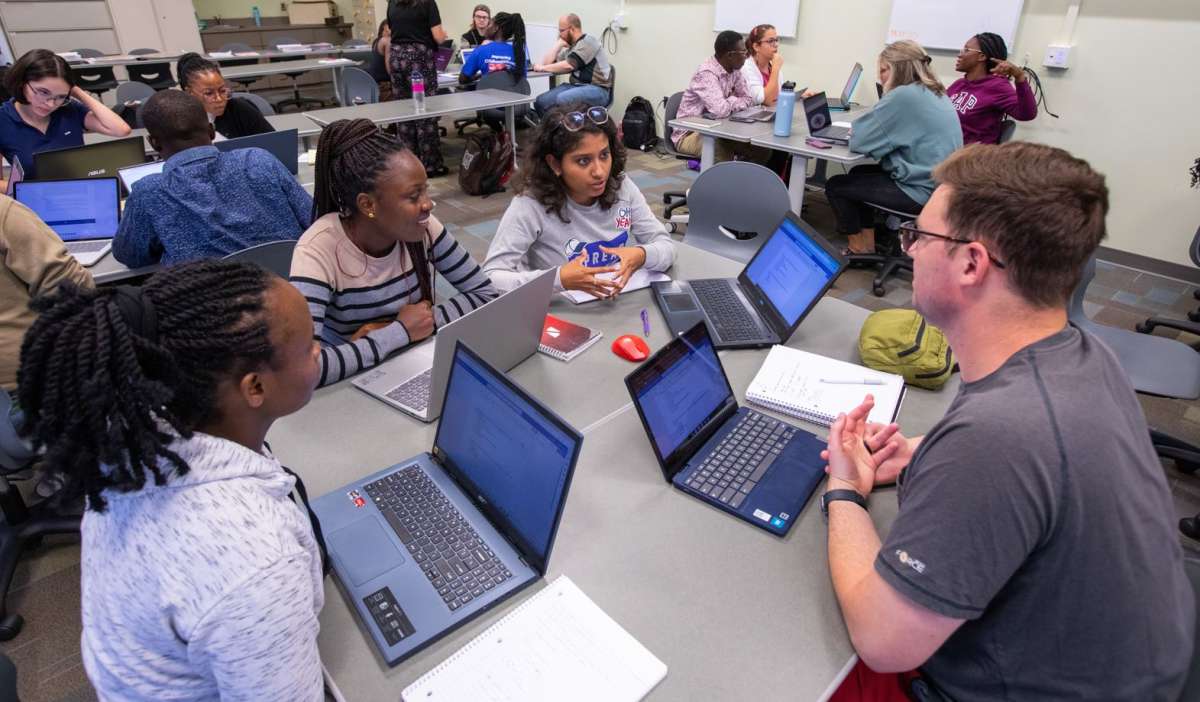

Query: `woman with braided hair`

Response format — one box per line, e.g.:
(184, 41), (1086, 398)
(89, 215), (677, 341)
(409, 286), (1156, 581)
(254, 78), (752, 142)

(290, 118), (497, 387)
(458, 11), (527, 84)
(17, 260), (325, 700)
(947, 32), (1037, 144)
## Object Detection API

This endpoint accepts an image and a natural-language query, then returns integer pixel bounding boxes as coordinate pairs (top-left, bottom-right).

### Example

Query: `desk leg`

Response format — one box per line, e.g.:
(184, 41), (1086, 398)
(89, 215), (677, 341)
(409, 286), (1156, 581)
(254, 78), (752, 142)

(505, 105), (518, 170)
(331, 67), (344, 105)
(700, 136), (716, 172)
(788, 154), (809, 214)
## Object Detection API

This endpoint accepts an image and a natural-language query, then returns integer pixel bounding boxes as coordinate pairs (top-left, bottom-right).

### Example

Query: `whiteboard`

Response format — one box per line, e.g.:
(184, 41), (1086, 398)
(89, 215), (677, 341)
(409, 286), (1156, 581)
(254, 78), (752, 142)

(713, 0), (799, 39)
(525, 22), (560, 66)
(886, 0), (1023, 51)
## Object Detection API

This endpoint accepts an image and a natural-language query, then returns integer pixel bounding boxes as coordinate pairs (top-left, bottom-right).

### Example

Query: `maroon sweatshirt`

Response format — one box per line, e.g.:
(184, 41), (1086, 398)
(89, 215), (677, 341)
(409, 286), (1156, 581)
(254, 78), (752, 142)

(946, 75), (1037, 145)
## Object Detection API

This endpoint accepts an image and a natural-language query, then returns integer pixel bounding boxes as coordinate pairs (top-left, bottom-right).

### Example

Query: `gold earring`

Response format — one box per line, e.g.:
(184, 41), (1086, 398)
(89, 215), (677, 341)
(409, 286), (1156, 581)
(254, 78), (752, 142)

(368, 212), (376, 219)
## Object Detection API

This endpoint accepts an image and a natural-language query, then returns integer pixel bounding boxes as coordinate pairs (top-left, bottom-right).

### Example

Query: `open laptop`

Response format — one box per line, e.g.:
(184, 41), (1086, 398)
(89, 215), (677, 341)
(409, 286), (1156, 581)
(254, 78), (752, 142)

(803, 92), (851, 143)
(5, 156), (23, 197)
(312, 340), (583, 665)
(117, 160), (164, 195)
(32, 136), (146, 181)
(14, 178), (119, 266)
(214, 128), (300, 175)
(827, 62), (863, 110)
(625, 322), (826, 536)
(352, 268), (555, 422)
(727, 85), (807, 123)
(651, 211), (845, 350)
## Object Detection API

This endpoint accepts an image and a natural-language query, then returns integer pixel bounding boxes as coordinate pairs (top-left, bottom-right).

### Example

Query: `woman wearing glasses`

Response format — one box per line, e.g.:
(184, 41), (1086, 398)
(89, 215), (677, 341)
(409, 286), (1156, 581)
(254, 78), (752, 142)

(176, 53), (274, 140)
(483, 103), (675, 297)
(947, 33), (1036, 144)
(742, 24), (785, 107)
(462, 4), (491, 47)
(0, 49), (130, 180)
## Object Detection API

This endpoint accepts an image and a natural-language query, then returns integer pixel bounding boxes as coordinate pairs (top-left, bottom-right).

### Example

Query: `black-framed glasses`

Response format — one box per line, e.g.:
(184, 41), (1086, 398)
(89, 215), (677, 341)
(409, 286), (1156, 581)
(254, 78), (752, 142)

(559, 105), (608, 132)
(725, 49), (748, 57)
(28, 85), (70, 107)
(898, 220), (1007, 268)
(759, 38), (780, 46)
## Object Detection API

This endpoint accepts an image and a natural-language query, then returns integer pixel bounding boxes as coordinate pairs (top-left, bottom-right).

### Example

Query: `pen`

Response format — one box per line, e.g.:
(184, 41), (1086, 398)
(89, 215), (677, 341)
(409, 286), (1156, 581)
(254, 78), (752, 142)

(820, 378), (884, 385)
(640, 308), (650, 336)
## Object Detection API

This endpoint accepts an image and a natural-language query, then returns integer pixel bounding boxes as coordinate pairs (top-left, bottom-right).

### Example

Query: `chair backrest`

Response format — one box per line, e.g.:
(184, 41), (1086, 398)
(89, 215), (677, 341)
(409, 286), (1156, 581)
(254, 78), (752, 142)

(232, 91), (276, 116)
(115, 80), (154, 107)
(129, 47), (159, 55)
(1190, 224), (1200, 269)
(998, 119), (1017, 144)
(0, 392), (35, 472)
(684, 161), (791, 263)
(477, 69), (522, 93)
(662, 92), (685, 158)
(219, 42), (255, 52)
(477, 72), (530, 125)
(337, 66), (379, 106)
(271, 36), (303, 49)
(73, 47), (104, 58)
(222, 240), (298, 278)
(1180, 558), (1200, 702)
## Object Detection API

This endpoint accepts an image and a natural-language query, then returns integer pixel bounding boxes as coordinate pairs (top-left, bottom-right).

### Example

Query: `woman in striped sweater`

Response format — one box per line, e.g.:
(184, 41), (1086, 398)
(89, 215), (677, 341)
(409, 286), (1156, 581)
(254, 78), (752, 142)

(290, 119), (497, 387)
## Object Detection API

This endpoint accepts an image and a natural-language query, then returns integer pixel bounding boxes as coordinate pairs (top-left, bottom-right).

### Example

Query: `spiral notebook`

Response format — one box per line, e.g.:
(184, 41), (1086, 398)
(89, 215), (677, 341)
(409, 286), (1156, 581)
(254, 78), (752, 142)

(538, 314), (602, 361)
(745, 346), (905, 427)
(402, 575), (667, 702)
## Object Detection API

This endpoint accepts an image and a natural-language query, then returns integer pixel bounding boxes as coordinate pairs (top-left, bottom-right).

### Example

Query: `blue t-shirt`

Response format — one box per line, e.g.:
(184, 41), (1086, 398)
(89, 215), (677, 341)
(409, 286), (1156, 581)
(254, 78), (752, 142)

(460, 41), (525, 79)
(0, 98), (90, 180)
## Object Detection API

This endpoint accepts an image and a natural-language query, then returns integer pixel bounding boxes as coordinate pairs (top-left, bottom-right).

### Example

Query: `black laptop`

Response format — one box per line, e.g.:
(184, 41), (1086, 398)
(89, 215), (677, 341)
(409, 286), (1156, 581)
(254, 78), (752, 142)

(651, 211), (846, 349)
(214, 128), (299, 174)
(803, 92), (850, 144)
(33, 136), (146, 180)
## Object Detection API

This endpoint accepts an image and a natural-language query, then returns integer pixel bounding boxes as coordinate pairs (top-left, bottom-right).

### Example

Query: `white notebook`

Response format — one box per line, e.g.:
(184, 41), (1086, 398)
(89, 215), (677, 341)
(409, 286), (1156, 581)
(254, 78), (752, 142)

(745, 346), (905, 427)
(561, 269), (670, 304)
(402, 576), (667, 702)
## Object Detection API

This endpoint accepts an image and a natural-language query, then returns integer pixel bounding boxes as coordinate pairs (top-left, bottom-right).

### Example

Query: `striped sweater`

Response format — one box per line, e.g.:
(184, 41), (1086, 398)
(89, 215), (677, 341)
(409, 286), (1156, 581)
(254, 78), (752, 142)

(290, 213), (497, 386)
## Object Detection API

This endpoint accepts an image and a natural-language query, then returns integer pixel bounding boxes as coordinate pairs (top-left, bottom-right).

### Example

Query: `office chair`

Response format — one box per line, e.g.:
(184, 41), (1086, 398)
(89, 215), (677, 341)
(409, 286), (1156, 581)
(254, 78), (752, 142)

(70, 49), (119, 101)
(125, 48), (176, 90)
(231, 91), (276, 117)
(683, 161), (790, 263)
(998, 118), (1017, 144)
(455, 71), (530, 134)
(113, 81), (154, 128)
(216, 43), (261, 92)
(0, 651), (15, 702)
(661, 91), (690, 233)
(222, 240), (298, 278)
(336, 66), (379, 106)
(843, 201), (921, 297)
(270, 37), (326, 112)
(1177, 558), (1200, 699)
(1136, 225), (1200, 348)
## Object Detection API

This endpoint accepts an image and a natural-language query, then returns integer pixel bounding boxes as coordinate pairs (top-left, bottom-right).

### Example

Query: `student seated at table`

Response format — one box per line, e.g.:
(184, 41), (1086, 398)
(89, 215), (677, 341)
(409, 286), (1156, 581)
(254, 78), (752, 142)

(0, 49), (130, 180)
(483, 103), (675, 297)
(290, 119), (497, 387)
(113, 91), (312, 267)
(948, 32), (1037, 145)
(822, 142), (1193, 702)
(0, 194), (92, 393)
(459, 12), (526, 84)
(742, 24), (785, 107)
(177, 52), (274, 140)
(17, 260), (325, 701)
(461, 4), (491, 47)
(369, 20), (395, 102)
(824, 40), (961, 255)
(671, 30), (771, 165)
(531, 14), (613, 116)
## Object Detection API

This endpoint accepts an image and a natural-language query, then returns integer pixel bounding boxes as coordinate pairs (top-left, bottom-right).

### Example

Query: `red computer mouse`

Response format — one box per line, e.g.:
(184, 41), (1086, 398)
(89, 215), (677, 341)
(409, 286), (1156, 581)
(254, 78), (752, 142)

(612, 334), (651, 362)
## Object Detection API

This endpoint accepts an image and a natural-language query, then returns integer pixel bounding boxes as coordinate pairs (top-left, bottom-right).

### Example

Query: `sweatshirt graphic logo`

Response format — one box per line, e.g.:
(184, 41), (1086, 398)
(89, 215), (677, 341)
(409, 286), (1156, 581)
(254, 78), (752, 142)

(950, 91), (977, 114)
(564, 231), (629, 267)
(615, 206), (632, 230)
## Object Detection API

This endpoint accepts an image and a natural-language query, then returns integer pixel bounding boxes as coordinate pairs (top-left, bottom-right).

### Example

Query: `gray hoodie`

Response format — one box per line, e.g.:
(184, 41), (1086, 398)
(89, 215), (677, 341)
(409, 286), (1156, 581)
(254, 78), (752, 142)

(80, 432), (325, 701)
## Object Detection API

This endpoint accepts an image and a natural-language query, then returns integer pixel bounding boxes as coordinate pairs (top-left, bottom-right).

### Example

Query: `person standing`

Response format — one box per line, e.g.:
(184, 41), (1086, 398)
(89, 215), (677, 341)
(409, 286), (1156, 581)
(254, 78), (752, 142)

(388, 0), (449, 176)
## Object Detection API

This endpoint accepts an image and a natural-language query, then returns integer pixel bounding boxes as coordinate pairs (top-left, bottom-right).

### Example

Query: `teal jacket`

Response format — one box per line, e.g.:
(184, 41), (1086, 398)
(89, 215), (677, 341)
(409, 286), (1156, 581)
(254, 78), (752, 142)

(849, 83), (963, 204)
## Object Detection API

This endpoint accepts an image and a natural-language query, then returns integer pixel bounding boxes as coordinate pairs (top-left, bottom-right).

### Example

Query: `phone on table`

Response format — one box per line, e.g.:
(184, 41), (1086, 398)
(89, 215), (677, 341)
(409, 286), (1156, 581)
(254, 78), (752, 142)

(805, 137), (834, 149)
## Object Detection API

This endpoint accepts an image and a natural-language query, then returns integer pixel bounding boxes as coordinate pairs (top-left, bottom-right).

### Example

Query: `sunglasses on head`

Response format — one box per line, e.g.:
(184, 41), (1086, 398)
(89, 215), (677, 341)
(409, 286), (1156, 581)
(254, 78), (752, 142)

(558, 105), (609, 132)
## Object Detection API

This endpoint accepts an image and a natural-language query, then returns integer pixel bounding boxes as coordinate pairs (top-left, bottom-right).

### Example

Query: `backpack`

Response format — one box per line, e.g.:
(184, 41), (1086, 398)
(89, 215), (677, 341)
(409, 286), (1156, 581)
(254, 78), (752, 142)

(458, 127), (513, 197)
(621, 96), (658, 152)
(858, 309), (956, 390)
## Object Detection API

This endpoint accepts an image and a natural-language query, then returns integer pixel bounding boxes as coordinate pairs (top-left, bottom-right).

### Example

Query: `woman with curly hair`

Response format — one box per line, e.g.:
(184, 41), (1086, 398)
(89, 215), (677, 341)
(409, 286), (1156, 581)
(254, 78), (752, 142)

(483, 103), (675, 298)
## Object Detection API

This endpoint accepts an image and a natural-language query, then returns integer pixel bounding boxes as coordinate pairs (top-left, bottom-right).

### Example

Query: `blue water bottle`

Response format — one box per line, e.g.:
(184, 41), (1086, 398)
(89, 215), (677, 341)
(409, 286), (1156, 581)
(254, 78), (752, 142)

(251, 6), (261, 26)
(773, 81), (796, 137)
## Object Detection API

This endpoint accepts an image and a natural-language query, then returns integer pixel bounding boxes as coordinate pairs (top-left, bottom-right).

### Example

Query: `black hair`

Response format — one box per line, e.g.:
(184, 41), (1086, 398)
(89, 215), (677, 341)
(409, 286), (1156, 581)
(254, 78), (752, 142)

(492, 13), (527, 77)
(141, 89), (209, 144)
(16, 261), (278, 512)
(714, 30), (745, 56)
(974, 32), (1008, 70)
(515, 102), (626, 223)
(176, 51), (222, 90)
(4, 49), (74, 105)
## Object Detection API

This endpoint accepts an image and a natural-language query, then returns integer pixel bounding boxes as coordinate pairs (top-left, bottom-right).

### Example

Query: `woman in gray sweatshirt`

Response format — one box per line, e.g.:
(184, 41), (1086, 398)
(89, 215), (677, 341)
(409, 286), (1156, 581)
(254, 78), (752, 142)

(16, 260), (326, 701)
(483, 103), (676, 298)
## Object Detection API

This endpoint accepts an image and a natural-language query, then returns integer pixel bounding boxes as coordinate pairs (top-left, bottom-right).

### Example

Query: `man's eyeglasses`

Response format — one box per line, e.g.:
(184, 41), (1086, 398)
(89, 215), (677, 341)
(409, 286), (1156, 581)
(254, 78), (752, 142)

(898, 220), (1007, 268)
(29, 85), (70, 107)
(195, 86), (232, 102)
(558, 105), (608, 132)
(725, 49), (748, 57)
(473, 13), (490, 21)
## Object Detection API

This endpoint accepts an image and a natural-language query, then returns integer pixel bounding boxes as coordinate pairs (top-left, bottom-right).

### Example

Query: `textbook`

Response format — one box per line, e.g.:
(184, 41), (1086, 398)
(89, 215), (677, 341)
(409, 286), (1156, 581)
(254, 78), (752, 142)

(745, 345), (905, 427)
(401, 576), (667, 702)
(538, 314), (602, 361)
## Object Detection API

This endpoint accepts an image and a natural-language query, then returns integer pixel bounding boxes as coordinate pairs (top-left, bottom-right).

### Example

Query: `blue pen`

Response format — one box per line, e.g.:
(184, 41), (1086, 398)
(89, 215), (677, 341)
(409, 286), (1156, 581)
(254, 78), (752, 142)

(640, 308), (650, 337)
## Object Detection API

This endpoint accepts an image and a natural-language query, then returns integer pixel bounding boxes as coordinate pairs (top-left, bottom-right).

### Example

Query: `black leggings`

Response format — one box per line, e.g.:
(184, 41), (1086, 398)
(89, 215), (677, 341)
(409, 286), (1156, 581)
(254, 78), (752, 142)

(824, 164), (923, 234)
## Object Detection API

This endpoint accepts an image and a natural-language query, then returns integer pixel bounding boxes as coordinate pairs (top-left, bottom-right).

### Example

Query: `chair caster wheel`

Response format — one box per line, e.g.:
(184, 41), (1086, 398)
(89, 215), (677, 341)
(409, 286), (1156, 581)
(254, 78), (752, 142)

(872, 285), (886, 297)
(1189, 310), (1200, 322)
(0, 614), (23, 641)
(662, 194), (671, 204)
(1135, 322), (1152, 334)
(1181, 517), (1200, 540)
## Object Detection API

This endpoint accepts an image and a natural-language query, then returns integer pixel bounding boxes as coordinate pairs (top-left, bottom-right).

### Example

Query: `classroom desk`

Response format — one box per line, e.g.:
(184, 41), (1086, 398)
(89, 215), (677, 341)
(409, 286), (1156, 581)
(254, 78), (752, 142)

(70, 47), (347, 70)
(265, 242), (959, 701)
(750, 109), (869, 215)
(665, 116), (774, 172)
(221, 57), (357, 98)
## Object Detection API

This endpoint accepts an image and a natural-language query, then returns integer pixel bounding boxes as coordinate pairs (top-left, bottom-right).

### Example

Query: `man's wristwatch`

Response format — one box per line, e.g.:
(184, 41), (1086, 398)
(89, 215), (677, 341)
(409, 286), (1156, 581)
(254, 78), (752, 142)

(820, 489), (868, 520)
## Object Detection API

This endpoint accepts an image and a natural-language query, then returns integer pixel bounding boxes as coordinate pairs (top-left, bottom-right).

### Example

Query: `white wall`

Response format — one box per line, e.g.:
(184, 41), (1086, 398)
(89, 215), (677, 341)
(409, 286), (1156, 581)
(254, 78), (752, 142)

(437, 0), (1200, 266)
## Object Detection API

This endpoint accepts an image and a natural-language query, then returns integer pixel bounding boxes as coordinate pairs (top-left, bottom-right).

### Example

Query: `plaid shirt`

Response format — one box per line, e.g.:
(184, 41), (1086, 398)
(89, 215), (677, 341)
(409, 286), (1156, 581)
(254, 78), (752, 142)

(671, 56), (754, 145)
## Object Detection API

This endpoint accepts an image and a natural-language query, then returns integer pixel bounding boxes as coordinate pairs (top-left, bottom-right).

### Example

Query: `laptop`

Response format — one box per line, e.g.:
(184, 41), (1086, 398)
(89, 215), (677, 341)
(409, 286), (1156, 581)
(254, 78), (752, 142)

(311, 340), (583, 665)
(729, 106), (774, 123)
(435, 45), (454, 71)
(827, 62), (863, 110)
(117, 160), (164, 195)
(651, 211), (845, 350)
(213, 128), (300, 175)
(803, 92), (851, 143)
(5, 156), (23, 197)
(33, 137), (146, 181)
(14, 178), (119, 266)
(352, 268), (555, 422)
(625, 322), (826, 536)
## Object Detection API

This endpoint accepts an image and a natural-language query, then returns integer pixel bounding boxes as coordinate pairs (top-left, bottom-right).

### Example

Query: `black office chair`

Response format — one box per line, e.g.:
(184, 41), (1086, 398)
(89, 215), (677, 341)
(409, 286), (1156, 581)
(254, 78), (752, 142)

(216, 43), (261, 92)
(231, 91), (276, 116)
(269, 37), (326, 112)
(844, 201), (921, 297)
(70, 48), (119, 101)
(998, 118), (1017, 144)
(125, 48), (176, 90)
(1136, 225), (1200, 348)
(455, 71), (530, 134)
(660, 91), (690, 232)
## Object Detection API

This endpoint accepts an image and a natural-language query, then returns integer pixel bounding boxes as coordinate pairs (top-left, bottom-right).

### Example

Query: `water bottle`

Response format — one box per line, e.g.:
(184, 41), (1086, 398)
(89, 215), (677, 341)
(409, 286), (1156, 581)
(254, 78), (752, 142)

(251, 5), (261, 27)
(773, 81), (796, 137)
(411, 70), (425, 112)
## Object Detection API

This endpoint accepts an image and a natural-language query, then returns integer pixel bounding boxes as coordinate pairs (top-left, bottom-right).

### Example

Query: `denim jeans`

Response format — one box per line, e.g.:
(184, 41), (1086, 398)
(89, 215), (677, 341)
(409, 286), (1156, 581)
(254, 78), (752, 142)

(534, 83), (610, 115)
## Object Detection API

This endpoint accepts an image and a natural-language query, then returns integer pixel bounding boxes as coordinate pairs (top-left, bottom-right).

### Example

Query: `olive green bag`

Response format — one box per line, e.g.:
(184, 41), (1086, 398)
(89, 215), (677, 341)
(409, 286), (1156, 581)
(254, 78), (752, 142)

(858, 309), (955, 390)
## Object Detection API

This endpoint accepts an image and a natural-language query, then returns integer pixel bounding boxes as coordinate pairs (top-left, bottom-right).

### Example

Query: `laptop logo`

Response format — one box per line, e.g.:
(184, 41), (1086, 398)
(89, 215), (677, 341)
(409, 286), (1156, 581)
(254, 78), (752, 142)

(808, 112), (828, 130)
(347, 489), (366, 508)
(87, 168), (106, 176)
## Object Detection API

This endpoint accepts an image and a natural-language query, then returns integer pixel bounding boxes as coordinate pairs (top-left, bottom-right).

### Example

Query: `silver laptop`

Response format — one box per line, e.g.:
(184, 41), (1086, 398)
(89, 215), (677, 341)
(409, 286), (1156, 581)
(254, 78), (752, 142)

(352, 268), (555, 422)
(729, 106), (775, 123)
(828, 62), (863, 110)
(117, 160), (164, 195)
(14, 177), (119, 266)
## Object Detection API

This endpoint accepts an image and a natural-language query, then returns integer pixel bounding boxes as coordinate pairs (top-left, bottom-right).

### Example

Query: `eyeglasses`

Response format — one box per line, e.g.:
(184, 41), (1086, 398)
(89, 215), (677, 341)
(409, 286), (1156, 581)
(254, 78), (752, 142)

(29, 85), (71, 107)
(558, 105), (608, 132)
(898, 220), (1007, 268)
(195, 86), (231, 102)
(725, 49), (748, 57)
(473, 13), (490, 20)
(759, 38), (780, 46)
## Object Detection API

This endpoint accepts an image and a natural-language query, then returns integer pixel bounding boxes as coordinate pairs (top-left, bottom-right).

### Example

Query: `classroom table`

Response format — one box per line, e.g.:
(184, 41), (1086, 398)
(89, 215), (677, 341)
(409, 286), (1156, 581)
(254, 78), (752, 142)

(68, 46), (349, 70)
(221, 57), (357, 98)
(265, 242), (959, 701)
(751, 131), (868, 215)
(84, 112), (320, 154)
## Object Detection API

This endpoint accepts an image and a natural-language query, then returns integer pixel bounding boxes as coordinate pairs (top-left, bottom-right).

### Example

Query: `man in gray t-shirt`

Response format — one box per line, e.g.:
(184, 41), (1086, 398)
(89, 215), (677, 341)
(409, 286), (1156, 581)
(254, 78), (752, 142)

(822, 142), (1193, 700)
(532, 13), (612, 115)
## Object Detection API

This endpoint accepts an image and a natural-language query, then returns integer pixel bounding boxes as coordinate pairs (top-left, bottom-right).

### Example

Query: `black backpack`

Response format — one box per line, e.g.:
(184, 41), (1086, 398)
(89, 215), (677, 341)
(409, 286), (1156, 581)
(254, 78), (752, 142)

(621, 96), (658, 152)
(458, 127), (513, 197)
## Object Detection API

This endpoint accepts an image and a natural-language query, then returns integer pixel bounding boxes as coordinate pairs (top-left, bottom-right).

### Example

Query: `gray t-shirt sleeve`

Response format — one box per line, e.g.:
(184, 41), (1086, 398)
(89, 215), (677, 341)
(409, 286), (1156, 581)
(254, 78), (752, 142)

(875, 420), (1052, 620)
(567, 34), (600, 70)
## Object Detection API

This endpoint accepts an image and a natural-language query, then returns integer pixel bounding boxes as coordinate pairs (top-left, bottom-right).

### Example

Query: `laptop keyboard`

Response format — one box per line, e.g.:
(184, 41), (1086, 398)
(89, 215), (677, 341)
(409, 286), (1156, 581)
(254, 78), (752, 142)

(683, 411), (796, 508)
(691, 279), (764, 342)
(67, 240), (108, 253)
(364, 465), (513, 612)
(384, 369), (432, 412)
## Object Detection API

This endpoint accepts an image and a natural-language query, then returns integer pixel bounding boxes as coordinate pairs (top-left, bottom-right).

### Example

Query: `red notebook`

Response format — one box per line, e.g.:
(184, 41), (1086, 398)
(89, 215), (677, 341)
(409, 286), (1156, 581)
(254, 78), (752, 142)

(538, 314), (603, 361)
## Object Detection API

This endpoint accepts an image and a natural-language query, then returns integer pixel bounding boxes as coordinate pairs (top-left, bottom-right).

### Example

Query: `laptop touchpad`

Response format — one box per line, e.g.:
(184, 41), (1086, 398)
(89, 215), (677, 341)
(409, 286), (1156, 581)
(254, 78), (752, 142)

(663, 293), (698, 312)
(328, 518), (405, 586)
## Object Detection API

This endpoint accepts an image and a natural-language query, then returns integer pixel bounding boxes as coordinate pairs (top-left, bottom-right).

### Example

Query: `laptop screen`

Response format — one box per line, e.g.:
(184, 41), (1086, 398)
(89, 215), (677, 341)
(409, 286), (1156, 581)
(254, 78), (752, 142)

(841, 63), (863, 104)
(118, 160), (165, 194)
(14, 178), (119, 241)
(435, 342), (581, 570)
(744, 214), (842, 327)
(213, 128), (299, 174)
(626, 323), (734, 468)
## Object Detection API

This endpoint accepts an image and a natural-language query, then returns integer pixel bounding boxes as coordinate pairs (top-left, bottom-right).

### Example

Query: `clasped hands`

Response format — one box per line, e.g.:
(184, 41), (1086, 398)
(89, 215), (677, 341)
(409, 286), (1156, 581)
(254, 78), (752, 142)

(821, 395), (920, 497)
